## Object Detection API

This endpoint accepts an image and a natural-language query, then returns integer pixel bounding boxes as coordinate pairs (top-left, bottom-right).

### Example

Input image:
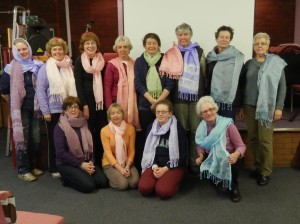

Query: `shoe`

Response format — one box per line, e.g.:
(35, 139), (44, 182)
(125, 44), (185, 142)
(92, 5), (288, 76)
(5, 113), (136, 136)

(18, 173), (37, 182)
(51, 172), (61, 179)
(32, 169), (44, 176)
(188, 166), (199, 175)
(257, 175), (270, 186)
(249, 169), (260, 179)
(230, 187), (241, 202)
(216, 182), (228, 194)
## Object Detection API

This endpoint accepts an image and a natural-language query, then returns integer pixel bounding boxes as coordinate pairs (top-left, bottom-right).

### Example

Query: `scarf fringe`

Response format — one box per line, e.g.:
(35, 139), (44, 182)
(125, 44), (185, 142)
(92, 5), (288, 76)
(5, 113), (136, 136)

(96, 101), (104, 111)
(200, 170), (232, 190)
(178, 92), (198, 101)
(168, 159), (179, 169)
(256, 111), (272, 129)
(217, 102), (233, 111)
(149, 91), (162, 100)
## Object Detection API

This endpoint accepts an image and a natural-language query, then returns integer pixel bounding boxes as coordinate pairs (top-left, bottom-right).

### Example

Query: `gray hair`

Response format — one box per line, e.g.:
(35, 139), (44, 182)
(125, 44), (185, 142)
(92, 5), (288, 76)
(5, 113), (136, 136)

(195, 96), (219, 116)
(253, 32), (270, 45)
(113, 36), (133, 52)
(175, 23), (193, 36)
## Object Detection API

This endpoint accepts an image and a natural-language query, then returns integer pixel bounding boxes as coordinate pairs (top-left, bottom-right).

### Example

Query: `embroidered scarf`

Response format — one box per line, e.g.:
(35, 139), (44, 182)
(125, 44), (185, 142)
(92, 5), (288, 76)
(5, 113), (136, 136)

(109, 58), (140, 129)
(8, 39), (43, 150)
(159, 43), (183, 78)
(144, 51), (162, 99)
(256, 54), (287, 128)
(141, 115), (179, 173)
(206, 45), (244, 108)
(108, 120), (127, 167)
(46, 56), (77, 103)
(81, 52), (105, 110)
(58, 111), (93, 161)
(195, 115), (233, 189)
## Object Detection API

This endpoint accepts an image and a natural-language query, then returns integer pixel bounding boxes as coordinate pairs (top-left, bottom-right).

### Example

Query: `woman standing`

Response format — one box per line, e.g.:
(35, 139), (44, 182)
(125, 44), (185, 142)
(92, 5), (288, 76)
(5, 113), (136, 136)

(54, 96), (108, 193)
(101, 103), (139, 190)
(159, 23), (206, 174)
(104, 36), (140, 129)
(206, 25), (244, 120)
(134, 33), (174, 171)
(74, 32), (107, 166)
(239, 33), (286, 186)
(138, 100), (187, 199)
(37, 37), (77, 178)
(0, 38), (43, 181)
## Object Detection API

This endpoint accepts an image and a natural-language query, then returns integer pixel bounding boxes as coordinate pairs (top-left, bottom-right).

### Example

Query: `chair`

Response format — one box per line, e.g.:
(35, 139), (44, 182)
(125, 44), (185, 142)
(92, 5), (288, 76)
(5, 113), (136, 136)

(0, 191), (64, 224)
(290, 84), (300, 112)
(103, 52), (117, 65)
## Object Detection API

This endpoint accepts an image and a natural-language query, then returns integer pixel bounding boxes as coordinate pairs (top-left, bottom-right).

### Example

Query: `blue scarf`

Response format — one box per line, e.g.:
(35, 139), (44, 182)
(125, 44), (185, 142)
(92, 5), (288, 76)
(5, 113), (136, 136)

(206, 45), (244, 108)
(195, 115), (233, 189)
(178, 42), (200, 101)
(141, 115), (179, 173)
(256, 54), (287, 128)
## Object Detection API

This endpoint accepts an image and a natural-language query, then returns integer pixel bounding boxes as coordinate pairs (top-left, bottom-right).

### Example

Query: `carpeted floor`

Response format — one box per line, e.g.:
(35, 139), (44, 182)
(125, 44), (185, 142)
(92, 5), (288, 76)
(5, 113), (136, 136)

(1, 127), (300, 224)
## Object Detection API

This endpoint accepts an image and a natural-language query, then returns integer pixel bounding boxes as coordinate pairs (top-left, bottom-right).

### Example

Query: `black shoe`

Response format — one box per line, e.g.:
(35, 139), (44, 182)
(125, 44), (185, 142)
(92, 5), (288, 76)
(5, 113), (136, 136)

(230, 187), (241, 202)
(249, 169), (260, 179)
(216, 183), (227, 194)
(257, 175), (270, 186)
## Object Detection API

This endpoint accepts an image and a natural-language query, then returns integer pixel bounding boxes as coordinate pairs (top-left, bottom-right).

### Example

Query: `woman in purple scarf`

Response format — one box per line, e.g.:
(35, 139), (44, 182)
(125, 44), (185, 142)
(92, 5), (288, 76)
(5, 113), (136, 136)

(0, 38), (43, 182)
(53, 96), (108, 193)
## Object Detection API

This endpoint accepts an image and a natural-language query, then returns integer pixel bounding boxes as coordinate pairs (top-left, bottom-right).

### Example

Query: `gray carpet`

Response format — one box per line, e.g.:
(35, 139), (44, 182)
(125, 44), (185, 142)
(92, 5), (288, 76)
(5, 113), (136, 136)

(1, 128), (300, 224)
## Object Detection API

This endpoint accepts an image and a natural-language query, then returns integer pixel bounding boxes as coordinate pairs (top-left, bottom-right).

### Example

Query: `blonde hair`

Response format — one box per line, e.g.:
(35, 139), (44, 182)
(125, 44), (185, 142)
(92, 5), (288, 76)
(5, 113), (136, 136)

(107, 103), (125, 121)
(46, 37), (69, 55)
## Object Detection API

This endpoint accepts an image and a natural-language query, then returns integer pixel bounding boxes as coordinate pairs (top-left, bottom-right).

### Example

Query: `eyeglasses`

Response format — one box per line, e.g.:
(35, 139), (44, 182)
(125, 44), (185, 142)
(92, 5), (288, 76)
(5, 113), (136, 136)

(155, 110), (169, 115)
(67, 105), (79, 110)
(84, 41), (97, 46)
(201, 108), (215, 115)
(253, 42), (268, 47)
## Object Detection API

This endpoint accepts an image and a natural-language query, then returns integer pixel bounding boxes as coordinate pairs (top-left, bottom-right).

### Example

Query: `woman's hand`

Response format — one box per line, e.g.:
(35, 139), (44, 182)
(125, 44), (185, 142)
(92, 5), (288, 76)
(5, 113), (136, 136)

(228, 151), (241, 165)
(115, 163), (131, 177)
(273, 109), (282, 121)
(195, 153), (204, 166)
(43, 114), (51, 122)
(239, 108), (245, 120)
(80, 161), (95, 175)
(153, 166), (169, 179)
(83, 105), (89, 119)
(150, 98), (158, 110)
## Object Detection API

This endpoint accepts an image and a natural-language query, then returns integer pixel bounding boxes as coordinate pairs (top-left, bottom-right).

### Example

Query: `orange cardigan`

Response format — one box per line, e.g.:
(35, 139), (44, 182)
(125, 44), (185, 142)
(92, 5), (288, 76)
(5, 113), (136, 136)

(101, 123), (136, 167)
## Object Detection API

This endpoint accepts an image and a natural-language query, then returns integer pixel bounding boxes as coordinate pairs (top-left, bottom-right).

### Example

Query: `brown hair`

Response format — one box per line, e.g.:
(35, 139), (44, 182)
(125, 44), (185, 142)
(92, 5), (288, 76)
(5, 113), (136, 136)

(154, 99), (173, 113)
(79, 32), (100, 53)
(215, 25), (234, 41)
(142, 33), (161, 47)
(62, 96), (81, 111)
(46, 37), (69, 55)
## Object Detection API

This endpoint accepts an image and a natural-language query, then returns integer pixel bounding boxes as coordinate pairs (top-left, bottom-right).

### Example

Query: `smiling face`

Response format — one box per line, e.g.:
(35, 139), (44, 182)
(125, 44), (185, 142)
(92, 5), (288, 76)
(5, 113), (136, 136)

(15, 42), (30, 60)
(83, 40), (98, 58)
(109, 107), (124, 126)
(200, 102), (217, 124)
(144, 38), (160, 56)
(50, 46), (65, 61)
(65, 104), (80, 118)
(116, 40), (130, 60)
(177, 31), (192, 47)
(253, 37), (269, 57)
(216, 30), (231, 52)
(155, 104), (171, 125)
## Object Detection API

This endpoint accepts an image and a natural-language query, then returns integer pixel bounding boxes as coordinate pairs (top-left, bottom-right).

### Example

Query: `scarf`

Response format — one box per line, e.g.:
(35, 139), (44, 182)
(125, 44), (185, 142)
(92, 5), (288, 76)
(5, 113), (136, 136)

(144, 51), (162, 99)
(195, 115), (233, 189)
(109, 58), (140, 129)
(206, 45), (244, 108)
(46, 56), (77, 103)
(141, 115), (179, 173)
(159, 43), (183, 78)
(8, 39), (43, 150)
(256, 54), (287, 128)
(108, 121), (127, 167)
(81, 52), (105, 110)
(177, 42), (201, 101)
(58, 111), (93, 161)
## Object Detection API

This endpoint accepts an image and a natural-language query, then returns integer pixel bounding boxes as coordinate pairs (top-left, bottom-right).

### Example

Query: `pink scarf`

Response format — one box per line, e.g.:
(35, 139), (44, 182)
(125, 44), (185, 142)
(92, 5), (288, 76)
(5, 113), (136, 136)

(108, 120), (127, 166)
(81, 52), (105, 110)
(159, 43), (183, 79)
(109, 57), (140, 129)
(58, 111), (93, 161)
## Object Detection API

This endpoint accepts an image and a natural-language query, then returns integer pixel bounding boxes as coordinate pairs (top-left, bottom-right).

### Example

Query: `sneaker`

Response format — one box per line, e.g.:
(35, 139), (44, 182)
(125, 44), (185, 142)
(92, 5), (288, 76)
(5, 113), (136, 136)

(18, 173), (37, 182)
(51, 172), (61, 179)
(32, 169), (44, 176)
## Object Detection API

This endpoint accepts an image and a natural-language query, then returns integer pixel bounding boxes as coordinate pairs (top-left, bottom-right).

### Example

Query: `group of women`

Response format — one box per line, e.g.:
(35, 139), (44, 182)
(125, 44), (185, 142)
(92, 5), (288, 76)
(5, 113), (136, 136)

(0, 22), (286, 202)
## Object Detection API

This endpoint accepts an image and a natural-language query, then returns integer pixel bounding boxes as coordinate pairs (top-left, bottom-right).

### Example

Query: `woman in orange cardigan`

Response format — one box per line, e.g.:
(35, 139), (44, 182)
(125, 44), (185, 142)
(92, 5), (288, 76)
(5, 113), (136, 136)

(100, 103), (139, 190)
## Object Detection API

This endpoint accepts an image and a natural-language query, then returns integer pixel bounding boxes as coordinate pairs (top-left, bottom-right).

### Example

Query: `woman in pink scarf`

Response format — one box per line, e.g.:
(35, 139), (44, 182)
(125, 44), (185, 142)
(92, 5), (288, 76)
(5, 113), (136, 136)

(104, 36), (140, 130)
(74, 32), (107, 166)
(100, 103), (139, 190)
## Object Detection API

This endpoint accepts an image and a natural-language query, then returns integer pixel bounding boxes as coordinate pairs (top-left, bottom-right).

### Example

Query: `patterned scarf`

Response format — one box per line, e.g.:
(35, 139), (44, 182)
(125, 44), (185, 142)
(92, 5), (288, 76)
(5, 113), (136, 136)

(195, 115), (233, 189)
(46, 56), (77, 103)
(178, 42), (200, 101)
(58, 111), (93, 161)
(206, 45), (244, 108)
(81, 52), (105, 110)
(108, 120), (127, 167)
(141, 115), (179, 173)
(109, 58), (140, 129)
(144, 51), (162, 99)
(256, 54), (287, 128)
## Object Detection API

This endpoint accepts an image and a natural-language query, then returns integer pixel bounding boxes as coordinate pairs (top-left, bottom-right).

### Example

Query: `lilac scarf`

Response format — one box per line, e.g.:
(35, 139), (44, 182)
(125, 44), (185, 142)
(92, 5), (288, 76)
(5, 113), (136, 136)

(178, 42), (200, 101)
(58, 111), (93, 161)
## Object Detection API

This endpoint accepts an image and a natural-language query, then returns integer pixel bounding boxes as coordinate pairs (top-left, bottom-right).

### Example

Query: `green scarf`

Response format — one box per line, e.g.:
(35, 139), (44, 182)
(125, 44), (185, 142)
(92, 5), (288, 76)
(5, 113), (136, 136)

(144, 51), (162, 99)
